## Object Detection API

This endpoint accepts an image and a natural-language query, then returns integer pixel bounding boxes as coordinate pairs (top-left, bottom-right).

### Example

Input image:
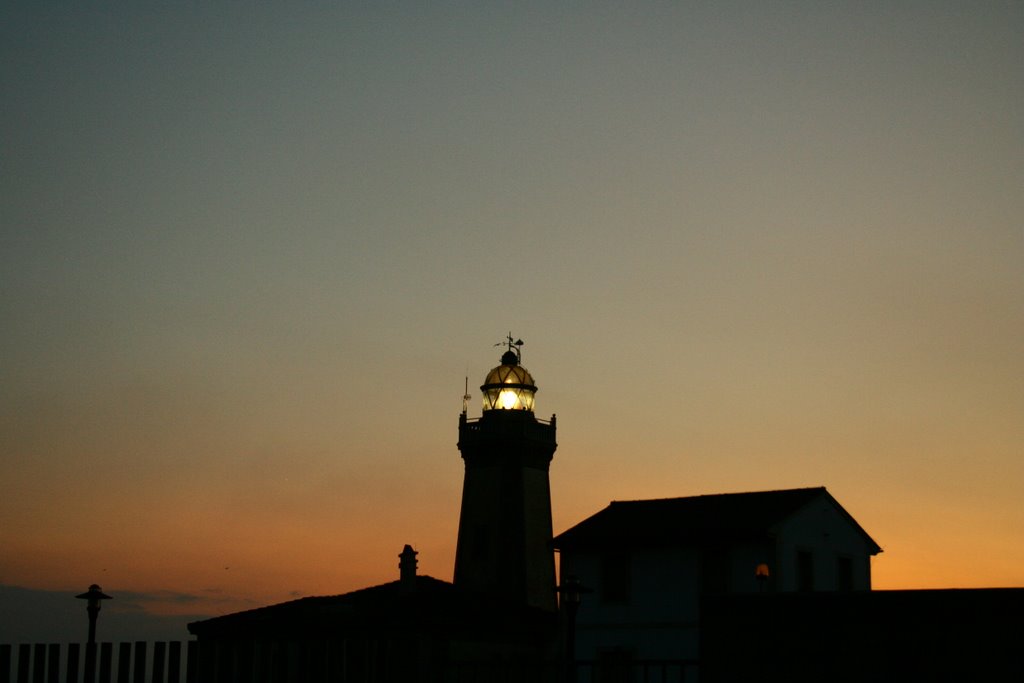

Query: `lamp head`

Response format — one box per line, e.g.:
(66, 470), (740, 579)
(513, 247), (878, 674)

(75, 584), (113, 609)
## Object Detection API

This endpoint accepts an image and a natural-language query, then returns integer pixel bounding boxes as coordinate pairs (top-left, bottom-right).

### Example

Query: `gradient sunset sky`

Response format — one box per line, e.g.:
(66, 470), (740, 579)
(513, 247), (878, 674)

(2, 1), (1022, 639)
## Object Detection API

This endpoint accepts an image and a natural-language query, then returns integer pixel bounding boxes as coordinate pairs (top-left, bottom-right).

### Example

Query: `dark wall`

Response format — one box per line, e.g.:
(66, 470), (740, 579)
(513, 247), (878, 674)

(700, 589), (1024, 683)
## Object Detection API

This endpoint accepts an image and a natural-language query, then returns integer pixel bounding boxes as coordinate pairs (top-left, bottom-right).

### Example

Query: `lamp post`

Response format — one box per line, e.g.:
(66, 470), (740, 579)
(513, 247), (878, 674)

(557, 576), (589, 683)
(75, 584), (112, 644)
(755, 563), (771, 593)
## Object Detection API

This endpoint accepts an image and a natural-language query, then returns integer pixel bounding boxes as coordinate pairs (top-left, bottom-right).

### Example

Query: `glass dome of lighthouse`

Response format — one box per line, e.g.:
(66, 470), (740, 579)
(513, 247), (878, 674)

(481, 335), (537, 412)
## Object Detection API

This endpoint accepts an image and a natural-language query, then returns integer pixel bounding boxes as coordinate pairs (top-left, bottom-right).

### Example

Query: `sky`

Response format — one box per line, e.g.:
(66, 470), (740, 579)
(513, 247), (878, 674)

(1, 1), (1021, 642)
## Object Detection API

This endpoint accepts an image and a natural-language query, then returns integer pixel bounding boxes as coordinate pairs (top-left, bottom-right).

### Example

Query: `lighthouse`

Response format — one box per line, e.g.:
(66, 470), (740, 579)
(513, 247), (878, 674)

(454, 336), (558, 611)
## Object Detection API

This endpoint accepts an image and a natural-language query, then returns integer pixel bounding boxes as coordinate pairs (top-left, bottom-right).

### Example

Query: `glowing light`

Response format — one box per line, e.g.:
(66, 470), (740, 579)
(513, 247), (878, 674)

(499, 389), (518, 409)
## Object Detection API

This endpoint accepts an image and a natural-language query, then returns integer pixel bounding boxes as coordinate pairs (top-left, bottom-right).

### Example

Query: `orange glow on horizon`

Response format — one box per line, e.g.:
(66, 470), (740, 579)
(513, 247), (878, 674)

(1, 2), (1021, 631)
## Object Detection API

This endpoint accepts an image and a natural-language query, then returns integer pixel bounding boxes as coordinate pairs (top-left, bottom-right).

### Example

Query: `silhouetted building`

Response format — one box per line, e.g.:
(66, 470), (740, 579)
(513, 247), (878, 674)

(188, 340), (562, 680)
(554, 487), (882, 666)
(187, 546), (556, 680)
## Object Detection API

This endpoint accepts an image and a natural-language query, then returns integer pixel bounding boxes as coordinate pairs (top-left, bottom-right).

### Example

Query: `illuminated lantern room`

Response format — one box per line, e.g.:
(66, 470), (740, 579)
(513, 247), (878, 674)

(481, 337), (537, 412)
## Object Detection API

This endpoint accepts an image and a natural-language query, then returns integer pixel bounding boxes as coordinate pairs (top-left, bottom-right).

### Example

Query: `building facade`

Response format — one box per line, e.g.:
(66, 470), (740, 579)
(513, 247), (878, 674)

(554, 487), (882, 665)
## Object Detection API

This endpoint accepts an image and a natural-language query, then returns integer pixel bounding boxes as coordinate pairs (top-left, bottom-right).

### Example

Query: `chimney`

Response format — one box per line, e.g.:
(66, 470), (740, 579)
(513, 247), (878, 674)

(399, 544), (418, 592)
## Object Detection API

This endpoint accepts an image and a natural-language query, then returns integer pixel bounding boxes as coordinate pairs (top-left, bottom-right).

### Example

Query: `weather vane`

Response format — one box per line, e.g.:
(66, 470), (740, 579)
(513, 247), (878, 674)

(495, 332), (524, 362)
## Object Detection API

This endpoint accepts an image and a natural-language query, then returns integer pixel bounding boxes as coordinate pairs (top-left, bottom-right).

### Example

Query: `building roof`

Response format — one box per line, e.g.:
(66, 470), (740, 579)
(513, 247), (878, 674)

(553, 487), (881, 554)
(188, 575), (555, 639)
(188, 576), (455, 638)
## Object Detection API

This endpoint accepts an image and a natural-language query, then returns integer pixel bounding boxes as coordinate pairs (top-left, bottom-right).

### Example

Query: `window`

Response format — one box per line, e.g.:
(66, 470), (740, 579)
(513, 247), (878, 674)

(797, 550), (815, 592)
(837, 556), (854, 592)
(596, 648), (634, 683)
(600, 552), (631, 603)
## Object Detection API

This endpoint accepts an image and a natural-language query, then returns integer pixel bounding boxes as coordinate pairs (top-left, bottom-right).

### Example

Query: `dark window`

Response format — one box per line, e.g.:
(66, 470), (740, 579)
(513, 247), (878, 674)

(797, 550), (815, 592)
(596, 647), (634, 683)
(600, 552), (631, 603)
(837, 556), (854, 591)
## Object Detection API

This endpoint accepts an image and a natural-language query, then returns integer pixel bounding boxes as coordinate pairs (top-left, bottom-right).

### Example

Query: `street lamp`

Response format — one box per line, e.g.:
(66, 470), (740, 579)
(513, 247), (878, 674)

(557, 576), (590, 683)
(75, 584), (112, 644)
(755, 563), (771, 593)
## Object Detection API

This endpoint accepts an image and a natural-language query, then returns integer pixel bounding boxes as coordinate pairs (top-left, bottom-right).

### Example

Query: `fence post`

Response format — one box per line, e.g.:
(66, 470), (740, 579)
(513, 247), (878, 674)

(131, 643), (146, 683)
(30, 644), (45, 683)
(16, 644), (29, 683)
(116, 644), (130, 683)
(167, 643), (181, 683)
(97, 643), (112, 683)
(45, 646), (59, 683)
(152, 643), (165, 683)
(64, 644), (79, 683)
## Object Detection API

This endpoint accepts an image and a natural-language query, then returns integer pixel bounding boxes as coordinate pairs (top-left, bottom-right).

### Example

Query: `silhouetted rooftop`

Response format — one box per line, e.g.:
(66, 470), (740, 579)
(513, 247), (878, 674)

(188, 575), (555, 639)
(188, 576), (451, 638)
(554, 487), (881, 553)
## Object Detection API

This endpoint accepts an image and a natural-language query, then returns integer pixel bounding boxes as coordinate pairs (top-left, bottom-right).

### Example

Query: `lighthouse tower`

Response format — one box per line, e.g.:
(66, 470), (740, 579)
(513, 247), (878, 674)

(454, 336), (558, 611)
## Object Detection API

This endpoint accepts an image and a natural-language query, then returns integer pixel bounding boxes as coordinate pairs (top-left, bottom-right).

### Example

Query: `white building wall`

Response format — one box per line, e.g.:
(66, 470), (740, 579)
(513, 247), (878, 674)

(559, 494), (878, 664)
(563, 546), (704, 661)
(773, 498), (875, 591)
